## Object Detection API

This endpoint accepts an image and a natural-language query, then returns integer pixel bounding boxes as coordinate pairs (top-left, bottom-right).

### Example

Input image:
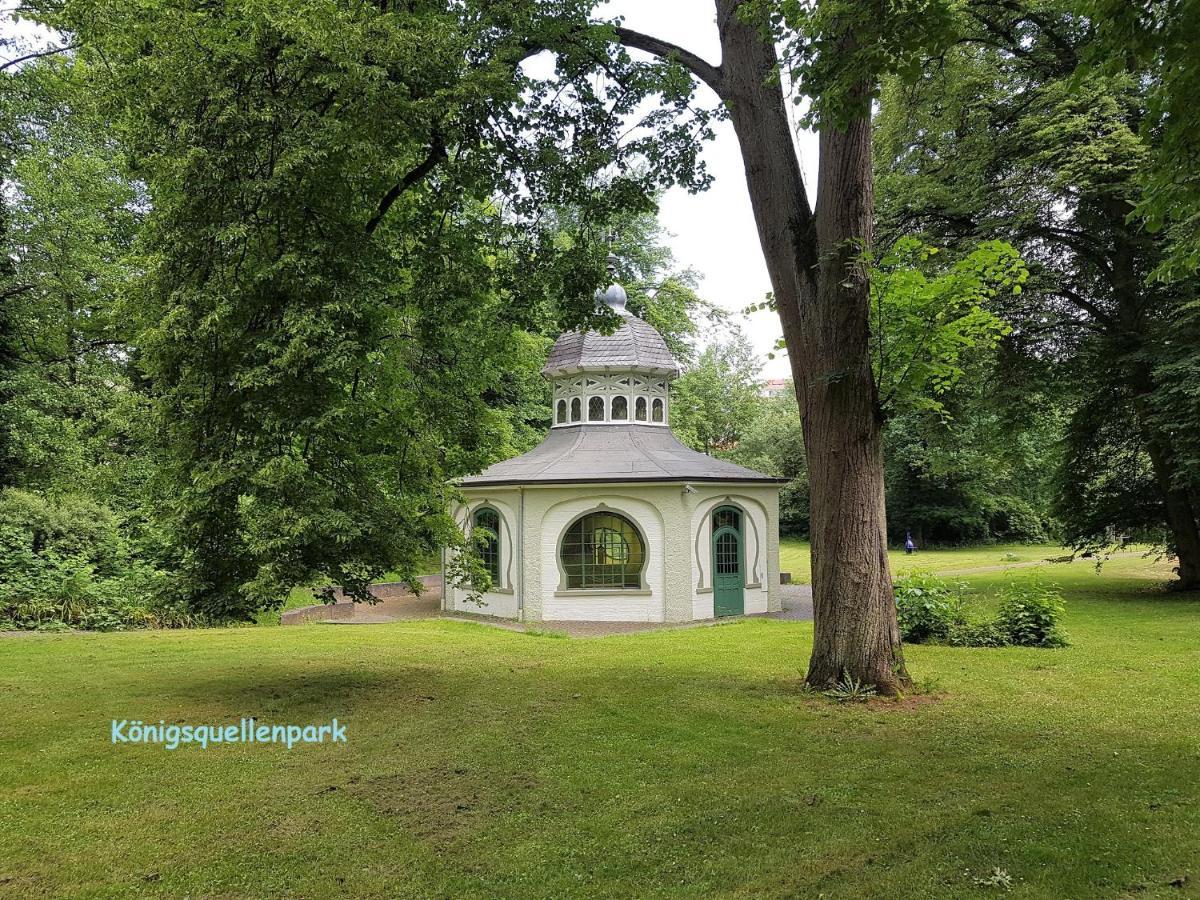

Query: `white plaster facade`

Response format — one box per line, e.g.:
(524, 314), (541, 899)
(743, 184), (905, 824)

(444, 483), (781, 623)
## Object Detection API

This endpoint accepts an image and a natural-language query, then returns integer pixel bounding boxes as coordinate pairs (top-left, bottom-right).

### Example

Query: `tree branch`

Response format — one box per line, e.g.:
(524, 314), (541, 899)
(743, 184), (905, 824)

(0, 43), (78, 73)
(364, 138), (447, 236)
(614, 27), (724, 98)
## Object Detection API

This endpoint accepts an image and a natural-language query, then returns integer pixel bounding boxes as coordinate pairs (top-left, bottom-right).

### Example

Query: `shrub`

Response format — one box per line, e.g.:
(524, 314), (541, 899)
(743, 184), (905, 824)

(0, 489), (175, 631)
(894, 571), (966, 643)
(946, 620), (1009, 648)
(996, 573), (1068, 647)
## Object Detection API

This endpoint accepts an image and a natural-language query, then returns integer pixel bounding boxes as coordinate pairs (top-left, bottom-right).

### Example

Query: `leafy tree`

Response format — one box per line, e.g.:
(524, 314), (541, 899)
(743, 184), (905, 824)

(874, 5), (1200, 587)
(725, 385), (810, 536)
(22, 0), (717, 619)
(671, 328), (762, 455)
(885, 343), (1065, 546)
(612, 0), (972, 694)
(1088, 0), (1200, 281)
(870, 237), (1023, 419)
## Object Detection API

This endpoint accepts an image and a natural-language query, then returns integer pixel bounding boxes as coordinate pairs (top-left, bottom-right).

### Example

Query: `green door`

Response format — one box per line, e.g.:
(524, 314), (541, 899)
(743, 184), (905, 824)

(712, 524), (744, 617)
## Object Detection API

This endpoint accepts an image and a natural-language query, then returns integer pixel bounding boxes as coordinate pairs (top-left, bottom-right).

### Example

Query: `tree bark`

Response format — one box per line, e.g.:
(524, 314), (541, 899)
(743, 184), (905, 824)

(1129, 366), (1200, 590)
(618, 1), (909, 691)
(1144, 435), (1200, 589)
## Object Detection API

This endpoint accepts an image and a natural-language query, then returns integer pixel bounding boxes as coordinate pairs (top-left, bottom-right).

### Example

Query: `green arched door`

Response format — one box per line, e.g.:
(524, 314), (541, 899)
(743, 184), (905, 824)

(712, 520), (744, 617)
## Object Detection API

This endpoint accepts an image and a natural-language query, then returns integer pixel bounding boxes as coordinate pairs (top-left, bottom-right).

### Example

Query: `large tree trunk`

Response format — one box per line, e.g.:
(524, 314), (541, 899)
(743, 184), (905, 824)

(1131, 379), (1200, 589)
(714, 1), (909, 693)
(1146, 440), (1200, 589)
(617, 2), (910, 693)
(1108, 202), (1200, 591)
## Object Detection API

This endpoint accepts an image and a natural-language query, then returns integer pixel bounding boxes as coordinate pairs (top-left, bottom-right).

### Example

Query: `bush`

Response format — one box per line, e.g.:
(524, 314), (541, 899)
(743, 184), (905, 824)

(0, 489), (175, 631)
(996, 573), (1068, 647)
(894, 571), (966, 643)
(946, 620), (1009, 648)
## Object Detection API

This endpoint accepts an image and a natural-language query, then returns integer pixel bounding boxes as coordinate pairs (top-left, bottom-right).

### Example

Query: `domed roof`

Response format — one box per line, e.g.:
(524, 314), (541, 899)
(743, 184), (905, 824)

(542, 315), (680, 378)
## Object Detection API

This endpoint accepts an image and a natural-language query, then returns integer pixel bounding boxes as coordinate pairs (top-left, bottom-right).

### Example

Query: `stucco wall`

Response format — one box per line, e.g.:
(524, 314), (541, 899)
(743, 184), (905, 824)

(445, 481), (781, 623)
(444, 491), (521, 619)
(688, 486), (781, 619)
(537, 490), (667, 622)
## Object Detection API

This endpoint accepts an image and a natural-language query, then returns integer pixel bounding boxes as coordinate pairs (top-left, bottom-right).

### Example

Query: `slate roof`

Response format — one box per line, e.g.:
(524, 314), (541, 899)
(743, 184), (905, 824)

(460, 424), (786, 486)
(542, 315), (680, 378)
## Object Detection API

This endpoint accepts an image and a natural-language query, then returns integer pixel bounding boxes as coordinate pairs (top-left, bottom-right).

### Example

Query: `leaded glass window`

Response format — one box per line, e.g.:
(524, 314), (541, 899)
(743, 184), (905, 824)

(652, 398), (664, 422)
(713, 507), (741, 531)
(588, 396), (605, 421)
(473, 507), (501, 583)
(571, 398), (582, 422)
(611, 395), (628, 420)
(635, 397), (647, 421)
(556, 400), (567, 424)
(560, 512), (645, 589)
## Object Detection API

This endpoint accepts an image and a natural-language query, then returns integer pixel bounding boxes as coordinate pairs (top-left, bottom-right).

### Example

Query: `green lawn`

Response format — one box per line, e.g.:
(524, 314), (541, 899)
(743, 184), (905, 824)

(2, 553), (1198, 898)
(780, 539), (1086, 584)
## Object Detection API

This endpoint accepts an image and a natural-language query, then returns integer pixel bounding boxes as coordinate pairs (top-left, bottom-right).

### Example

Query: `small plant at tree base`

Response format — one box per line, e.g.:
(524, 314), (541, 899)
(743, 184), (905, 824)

(894, 571), (967, 642)
(996, 572), (1068, 647)
(822, 670), (878, 703)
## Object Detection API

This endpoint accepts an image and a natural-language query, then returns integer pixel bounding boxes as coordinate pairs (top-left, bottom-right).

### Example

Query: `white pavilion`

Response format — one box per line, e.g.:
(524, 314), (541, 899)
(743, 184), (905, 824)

(443, 263), (784, 624)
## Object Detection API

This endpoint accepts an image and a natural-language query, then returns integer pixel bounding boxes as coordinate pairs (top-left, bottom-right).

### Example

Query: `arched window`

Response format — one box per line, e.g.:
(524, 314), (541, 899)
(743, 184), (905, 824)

(652, 398), (665, 422)
(561, 511), (645, 589)
(611, 395), (628, 420)
(713, 506), (741, 531)
(473, 507), (501, 583)
(556, 399), (568, 424)
(588, 396), (605, 421)
(635, 397), (647, 421)
(570, 398), (582, 422)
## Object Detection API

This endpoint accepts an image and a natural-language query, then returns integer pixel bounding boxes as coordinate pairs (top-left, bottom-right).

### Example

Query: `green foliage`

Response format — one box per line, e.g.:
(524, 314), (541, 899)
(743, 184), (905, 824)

(671, 328), (763, 455)
(15, 0), (724, 620)
(893, 571), (966, 643)
(875, 21), (1200, 583)
(726, 385), (810, 536)
(0, 489), (178, 631)
(0, 56), (145, 497)
(871, 237), (1023, 420)
(945, 620), (1009, 649)
(1087, 0), (1200, 281)
(895, 569), (1065, 648)
(996, 573), (1068, 648)
(759, 0), (960, 127)
(1054, 388), (1166, 552)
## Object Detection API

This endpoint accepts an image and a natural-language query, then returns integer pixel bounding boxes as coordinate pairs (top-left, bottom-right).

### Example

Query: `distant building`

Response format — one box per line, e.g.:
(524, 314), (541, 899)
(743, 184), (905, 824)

(762, 378), (790, 399)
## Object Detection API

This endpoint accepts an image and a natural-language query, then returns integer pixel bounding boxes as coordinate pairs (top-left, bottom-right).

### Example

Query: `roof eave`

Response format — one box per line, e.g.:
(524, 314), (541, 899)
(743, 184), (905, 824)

(457, 475), (790, 488)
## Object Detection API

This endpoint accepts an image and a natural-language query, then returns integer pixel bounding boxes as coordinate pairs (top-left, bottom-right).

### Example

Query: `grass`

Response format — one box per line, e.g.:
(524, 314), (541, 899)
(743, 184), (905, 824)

(2, 553), (1199, 898)
(780, 539), (1090, 584)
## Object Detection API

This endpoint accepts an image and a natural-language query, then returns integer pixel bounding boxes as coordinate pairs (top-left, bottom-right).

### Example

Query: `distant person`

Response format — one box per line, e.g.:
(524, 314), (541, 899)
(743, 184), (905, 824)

(905, 532), (915, 555)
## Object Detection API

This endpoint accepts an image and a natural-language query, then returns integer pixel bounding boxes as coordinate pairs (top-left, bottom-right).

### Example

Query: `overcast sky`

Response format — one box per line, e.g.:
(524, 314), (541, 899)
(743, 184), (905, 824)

(2, 2), (814, 377)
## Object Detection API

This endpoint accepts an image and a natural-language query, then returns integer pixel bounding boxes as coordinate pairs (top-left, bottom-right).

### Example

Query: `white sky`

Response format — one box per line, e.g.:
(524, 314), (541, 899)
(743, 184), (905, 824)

(3, 3), (813, 377)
